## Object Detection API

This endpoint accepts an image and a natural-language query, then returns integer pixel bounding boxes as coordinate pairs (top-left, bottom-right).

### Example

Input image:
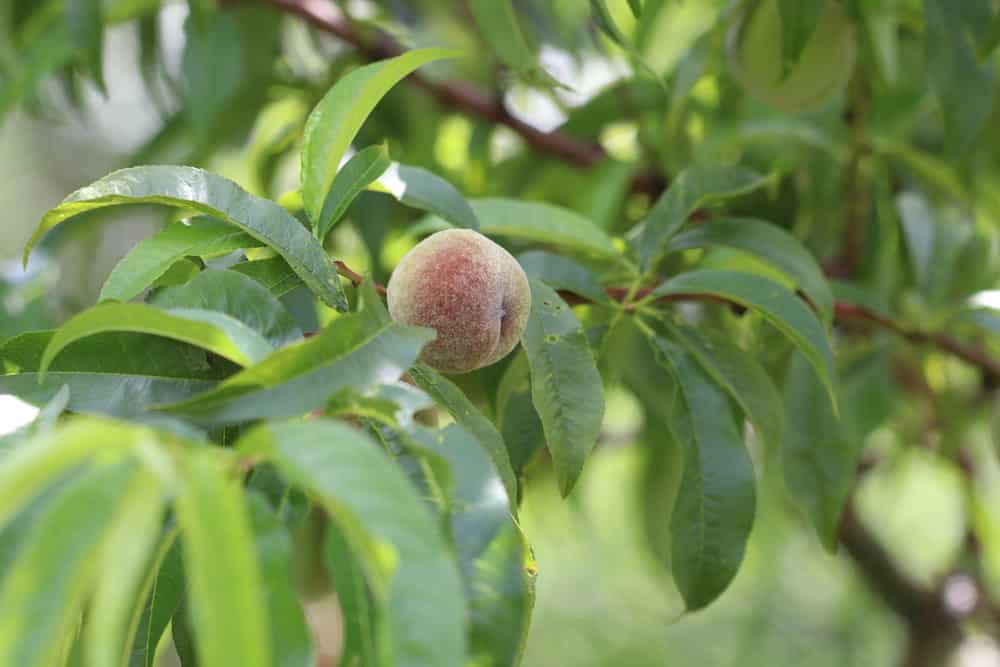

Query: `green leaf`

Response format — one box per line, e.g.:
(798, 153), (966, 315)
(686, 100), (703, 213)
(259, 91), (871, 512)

(1, 331), (219, 417)
(418, 198), (619, 260)
(86, 470), (166, 667)
(468, 0), (562, 87)
(496, 353), (546, 478)
(25, 166), (347, 310)
(0, 460), (137, 667)
(520, 281), (605, 496)
(627, 0), (643, 18)
(661, 317), (783, 453)
(317, 144), (391, 242)
(100, 217), (261, 302)
(924, 0), (997, 149)
(231, 257), (303, 297)
(148, 269), (302, 347)
(238, 419), (466, 667)
(517, 250), (609, 304)
(66, 0), (104, 88)
(637, 165), (767, 271)
(646, 270), (836, 410)
(372, 163), (479, 231)
(668, 217), (833, 322)
(648, 336), (756, 611)
(408, 364), (518, 506)
(40, 303), (273, 378)
(157, 312), (434, 424)
(247, 494), (314, 667)
(127, 535), (185, 667)
(782, 349), (894, 550)
(174, 450), (270, 667)
(301, 48), (459, 222)
(182, 12), (243, 140)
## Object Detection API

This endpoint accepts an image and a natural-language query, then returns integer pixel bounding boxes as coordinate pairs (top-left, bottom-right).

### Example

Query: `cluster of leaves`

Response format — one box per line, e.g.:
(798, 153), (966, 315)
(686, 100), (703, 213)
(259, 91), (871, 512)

(3, 0), (1000, 665)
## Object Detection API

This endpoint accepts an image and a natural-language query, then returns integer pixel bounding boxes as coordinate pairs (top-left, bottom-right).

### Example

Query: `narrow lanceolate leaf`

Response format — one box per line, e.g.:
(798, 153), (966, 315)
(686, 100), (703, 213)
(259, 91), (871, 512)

(86, 471), (166, 667)
(668, 217), (833, 323)
(0, 331), (220, 417)
(520, 281), (605, 496)
(238, 419), (466, 667)
(100, 217), (261, 302)
(127, 535), (185, 667)
(782, 349), (894, 551)
(777, 0), (828, 71)
(468, 0), (562, 87)
(149, 269), (302, 347)
(325, 524), (380, 666)
(408, 363), (518, 505)
(0, 461), (137, 667)
(66, 0), (104, 88)
(517, 250), (609, 304)
(174, 451), (271, 667)
(647, 270), (836, 410)
(637, 164), (767, 271)
(247, 494), (314, 667)
(157, 313), (435, 424)
(924, 0), (996, 149)
(373, 163), (479, 231)
(648, 337), (756, 611)
(317, 144), (391, 241)
(661, 317), (783, 453)
(39, 303), (273, 377)
(25, 166), (347, 310)
(301, 48), (459, 222)
(420, 198), (619, 260)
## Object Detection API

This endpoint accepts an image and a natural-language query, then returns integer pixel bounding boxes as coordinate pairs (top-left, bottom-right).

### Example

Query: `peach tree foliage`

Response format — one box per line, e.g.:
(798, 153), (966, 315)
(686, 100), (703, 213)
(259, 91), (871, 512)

(1, 0), (999, 666)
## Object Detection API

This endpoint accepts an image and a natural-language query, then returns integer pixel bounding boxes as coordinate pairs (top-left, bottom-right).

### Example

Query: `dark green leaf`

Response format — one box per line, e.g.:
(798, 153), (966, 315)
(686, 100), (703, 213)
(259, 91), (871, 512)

(66, 0), (104, 88)
(646, 270), (836, 409)
(661, 317), (783, 452)
(317, 144), (391, 241)
(100, 217), (260, 302)
(301, 48), (458, 222)
(637, 165), (767, 271)
(517, 250), (609, 304)
(648, 336), (756, 611)
(777, 0), (828, 72)
(668, 217), (833, 322)
(230, 257), (303, 298)
(182, 12), (243, 140)
(1, 331), (219, 417)
(238, 419), (466, 667)
(924, 0), (996, 149)
(374, 163), (479, 231)
(325, 524), (379, 666)
(520, 281), (605, 496)
(157, 312), (434, 424)
(149, 269), (302, 347)
(25, 166), (347, 310)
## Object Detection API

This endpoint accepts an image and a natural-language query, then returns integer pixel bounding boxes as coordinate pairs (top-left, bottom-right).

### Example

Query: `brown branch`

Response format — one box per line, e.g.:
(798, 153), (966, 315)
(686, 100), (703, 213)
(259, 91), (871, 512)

(262, 0), (665, 196)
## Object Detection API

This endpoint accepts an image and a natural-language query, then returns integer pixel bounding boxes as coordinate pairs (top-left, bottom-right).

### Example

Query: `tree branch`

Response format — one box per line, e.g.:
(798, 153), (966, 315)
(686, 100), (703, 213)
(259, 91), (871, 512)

(262, 0), (666, 196)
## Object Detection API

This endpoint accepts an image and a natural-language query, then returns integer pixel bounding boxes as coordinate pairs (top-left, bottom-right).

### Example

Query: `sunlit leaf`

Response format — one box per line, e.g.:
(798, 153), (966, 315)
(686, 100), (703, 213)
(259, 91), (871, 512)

(317, 144), (391, 241)
(25, 166), (347, 310)
(301, 48), (459, 222)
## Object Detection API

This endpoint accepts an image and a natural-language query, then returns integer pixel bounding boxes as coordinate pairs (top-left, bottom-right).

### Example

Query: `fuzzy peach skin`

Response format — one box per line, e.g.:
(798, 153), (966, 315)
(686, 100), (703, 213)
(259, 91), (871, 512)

(387, 229), (531, 373)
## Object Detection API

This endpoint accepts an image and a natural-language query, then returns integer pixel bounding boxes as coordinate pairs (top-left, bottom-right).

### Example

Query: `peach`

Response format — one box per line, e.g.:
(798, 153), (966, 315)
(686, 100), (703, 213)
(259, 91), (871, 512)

(387, 229), (531, 373)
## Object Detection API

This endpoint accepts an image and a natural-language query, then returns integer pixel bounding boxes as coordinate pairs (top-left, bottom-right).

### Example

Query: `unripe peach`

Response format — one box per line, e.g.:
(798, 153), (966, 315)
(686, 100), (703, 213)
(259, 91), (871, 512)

(387, 229), (531, 374)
